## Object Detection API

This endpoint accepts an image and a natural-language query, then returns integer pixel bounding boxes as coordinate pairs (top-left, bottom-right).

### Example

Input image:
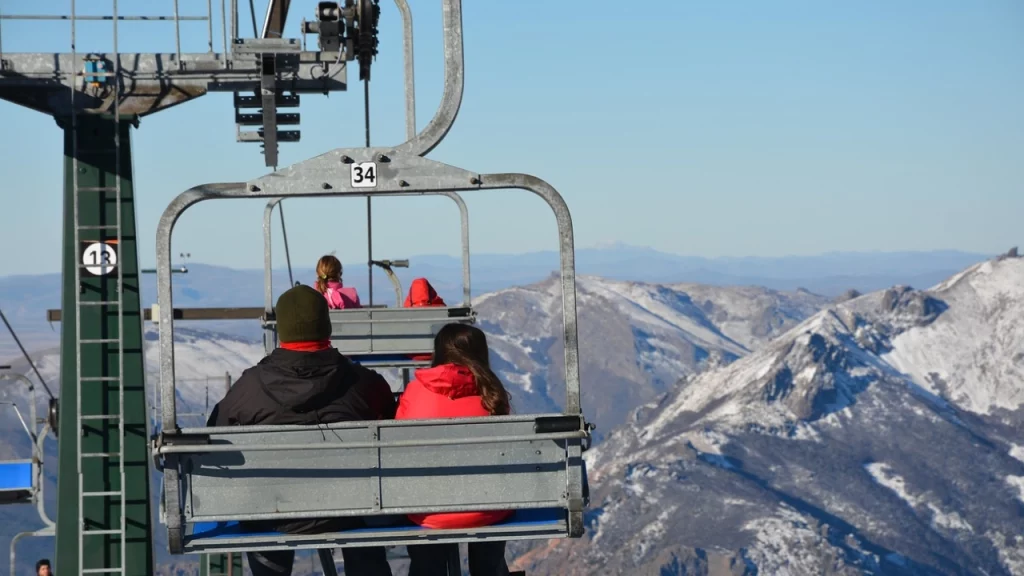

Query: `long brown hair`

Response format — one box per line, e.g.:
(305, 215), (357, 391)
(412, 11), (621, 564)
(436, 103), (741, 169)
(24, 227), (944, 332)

(432, 324), (511, 416)
(315, 255), (342, 294)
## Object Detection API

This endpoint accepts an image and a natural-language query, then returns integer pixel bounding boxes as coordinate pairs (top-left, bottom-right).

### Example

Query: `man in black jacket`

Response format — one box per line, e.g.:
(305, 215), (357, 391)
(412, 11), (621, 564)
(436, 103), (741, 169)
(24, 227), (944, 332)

(207, 284), (396, 576)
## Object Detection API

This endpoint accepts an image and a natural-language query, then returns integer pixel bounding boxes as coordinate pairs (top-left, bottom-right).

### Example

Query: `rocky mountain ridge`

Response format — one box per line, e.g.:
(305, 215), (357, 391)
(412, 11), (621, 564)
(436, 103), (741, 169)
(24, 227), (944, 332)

(512, 256), (1024, 575)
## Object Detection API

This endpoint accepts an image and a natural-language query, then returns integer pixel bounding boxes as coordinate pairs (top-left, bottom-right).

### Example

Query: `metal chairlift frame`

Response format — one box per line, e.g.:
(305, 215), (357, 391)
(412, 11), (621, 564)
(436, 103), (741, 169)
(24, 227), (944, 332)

(153, 0), (589, 557)
(2, 371), (57, 576)
(0, 372), (49, 513)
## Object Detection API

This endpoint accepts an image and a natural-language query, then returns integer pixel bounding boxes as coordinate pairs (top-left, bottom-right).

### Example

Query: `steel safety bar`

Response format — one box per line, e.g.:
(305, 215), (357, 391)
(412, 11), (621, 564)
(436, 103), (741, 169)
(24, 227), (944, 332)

(156, 431), (587, 455)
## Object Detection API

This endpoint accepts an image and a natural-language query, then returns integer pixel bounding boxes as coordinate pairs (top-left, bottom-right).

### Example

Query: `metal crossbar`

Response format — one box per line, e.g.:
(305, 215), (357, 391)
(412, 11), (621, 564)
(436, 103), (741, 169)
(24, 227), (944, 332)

(1, 0), (219, 58)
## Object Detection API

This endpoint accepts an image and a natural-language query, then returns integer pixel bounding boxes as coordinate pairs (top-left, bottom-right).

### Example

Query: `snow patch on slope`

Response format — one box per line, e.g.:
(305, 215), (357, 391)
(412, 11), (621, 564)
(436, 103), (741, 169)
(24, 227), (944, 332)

(884, 258), (1024, 415)
(866, 462), (973, 533)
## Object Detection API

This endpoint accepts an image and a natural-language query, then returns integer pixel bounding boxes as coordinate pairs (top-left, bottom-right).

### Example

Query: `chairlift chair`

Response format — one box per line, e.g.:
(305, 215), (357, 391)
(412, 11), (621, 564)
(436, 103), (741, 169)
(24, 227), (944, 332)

(1, 371), (57, 576)
(261, 193), (477, 378)
(0, 372), (45, 507)
(151, 0), (591, 567)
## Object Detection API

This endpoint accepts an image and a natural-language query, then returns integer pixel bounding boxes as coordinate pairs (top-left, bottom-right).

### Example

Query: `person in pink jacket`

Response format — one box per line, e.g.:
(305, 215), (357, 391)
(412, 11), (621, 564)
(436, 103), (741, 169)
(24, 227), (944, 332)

(314, 255), (361, 309)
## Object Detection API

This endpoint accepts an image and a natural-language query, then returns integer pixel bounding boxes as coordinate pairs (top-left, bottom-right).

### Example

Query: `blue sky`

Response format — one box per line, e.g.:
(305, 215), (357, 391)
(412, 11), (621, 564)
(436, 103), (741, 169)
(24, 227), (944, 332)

(0, 0), (1021, 275)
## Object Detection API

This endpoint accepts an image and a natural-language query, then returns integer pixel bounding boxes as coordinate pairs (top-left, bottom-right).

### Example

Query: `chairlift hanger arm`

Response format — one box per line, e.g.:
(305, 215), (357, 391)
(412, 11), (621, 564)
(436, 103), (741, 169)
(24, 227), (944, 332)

(371, 260), (407, 306)
(0, 401), (35, 446)
(389, 0), (463, 158)
(0, 371), (38, 442)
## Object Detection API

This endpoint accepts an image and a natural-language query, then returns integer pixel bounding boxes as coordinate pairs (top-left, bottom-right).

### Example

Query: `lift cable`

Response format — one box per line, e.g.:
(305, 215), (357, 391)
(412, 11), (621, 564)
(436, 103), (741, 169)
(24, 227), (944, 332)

(248, 0), (259, 37)
(279, 201), (295, 287)
(365, 77), (374, 306)
(360, 0), (380, 305)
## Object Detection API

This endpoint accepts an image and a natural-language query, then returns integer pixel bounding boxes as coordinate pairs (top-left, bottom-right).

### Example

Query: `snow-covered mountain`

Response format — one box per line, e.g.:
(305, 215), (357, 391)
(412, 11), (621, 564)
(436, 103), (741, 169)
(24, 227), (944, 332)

(476, 276), (827, 439)
(512, 255), (1024, 575)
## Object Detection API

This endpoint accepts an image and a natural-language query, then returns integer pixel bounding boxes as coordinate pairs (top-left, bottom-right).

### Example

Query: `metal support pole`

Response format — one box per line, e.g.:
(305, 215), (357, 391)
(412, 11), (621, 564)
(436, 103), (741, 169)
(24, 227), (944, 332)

(367, 197), (374, 305)
(173, 0), (182, 64)
(54, 116), (153, 576)
(221, 0), (228, 54)
(365, 80), (374, 306)
(207, 0), (214, 52)
(231, 0), (238, 43)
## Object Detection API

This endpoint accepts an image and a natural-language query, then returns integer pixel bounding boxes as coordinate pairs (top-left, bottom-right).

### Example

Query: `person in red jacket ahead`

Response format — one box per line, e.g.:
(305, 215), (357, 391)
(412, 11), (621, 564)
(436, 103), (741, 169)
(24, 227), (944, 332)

(404, 277), (446, 308)
(404, 278), (447, 362)
(396, 323), (513, 576)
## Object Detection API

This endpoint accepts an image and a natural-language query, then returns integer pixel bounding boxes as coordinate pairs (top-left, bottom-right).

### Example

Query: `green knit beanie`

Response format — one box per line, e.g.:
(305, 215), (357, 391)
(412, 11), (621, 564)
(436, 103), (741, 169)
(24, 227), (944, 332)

(276, 285), (332, 343)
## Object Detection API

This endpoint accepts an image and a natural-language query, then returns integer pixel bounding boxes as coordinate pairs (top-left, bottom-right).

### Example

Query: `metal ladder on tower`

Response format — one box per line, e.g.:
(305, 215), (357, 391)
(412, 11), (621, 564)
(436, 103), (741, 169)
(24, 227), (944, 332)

(70, 1), (128, 574)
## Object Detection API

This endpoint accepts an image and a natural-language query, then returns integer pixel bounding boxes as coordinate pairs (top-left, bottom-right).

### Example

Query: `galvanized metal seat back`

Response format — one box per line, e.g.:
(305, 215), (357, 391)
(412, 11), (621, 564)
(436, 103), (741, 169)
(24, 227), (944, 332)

(182, 417), (570, 520)
(162, 415), (586, 553)
(264, 307), (475, 357)
(331, 306), (475, 354)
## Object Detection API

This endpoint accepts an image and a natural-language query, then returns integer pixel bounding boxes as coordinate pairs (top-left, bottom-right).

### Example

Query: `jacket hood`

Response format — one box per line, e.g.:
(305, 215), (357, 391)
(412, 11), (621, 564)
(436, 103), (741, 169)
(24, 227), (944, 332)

(256, 348), (354, 413)
(405, 278), (446, 307)
(413, 364), (479, 399)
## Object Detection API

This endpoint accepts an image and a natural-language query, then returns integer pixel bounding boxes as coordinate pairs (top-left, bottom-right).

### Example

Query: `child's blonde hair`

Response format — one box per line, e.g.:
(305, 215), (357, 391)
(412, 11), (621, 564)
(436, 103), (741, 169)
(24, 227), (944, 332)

(315, 255), (342, 294)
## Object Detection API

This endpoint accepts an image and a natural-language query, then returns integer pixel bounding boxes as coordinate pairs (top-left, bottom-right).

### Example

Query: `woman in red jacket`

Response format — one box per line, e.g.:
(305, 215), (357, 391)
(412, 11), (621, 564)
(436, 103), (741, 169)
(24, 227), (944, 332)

(397, 323), (513, 576)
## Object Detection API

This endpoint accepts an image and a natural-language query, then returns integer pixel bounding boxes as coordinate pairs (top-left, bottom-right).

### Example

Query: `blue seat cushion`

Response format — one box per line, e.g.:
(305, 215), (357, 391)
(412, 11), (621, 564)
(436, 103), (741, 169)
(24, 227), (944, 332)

(190, 508), (563, 540)
(348, 354), (429, 367)
(0, 461), (32, 492)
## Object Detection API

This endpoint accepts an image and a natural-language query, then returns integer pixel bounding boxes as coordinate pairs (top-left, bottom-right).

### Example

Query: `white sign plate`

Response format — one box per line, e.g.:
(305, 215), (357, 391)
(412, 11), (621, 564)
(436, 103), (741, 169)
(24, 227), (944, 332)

(82, 242), (118, 276)
(350, 161), (378, 188)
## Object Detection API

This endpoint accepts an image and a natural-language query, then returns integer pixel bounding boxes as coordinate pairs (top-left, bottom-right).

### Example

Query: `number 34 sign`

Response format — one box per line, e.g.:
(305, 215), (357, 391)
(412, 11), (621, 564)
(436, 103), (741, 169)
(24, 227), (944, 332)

(350, 161), (377, 188)
(81, 241), (118, 276)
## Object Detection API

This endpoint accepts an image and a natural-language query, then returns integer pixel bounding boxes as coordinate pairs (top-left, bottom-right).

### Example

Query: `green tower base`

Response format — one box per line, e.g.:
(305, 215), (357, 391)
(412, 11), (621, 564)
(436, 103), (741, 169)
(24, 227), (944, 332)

(54, 115), (153, 576)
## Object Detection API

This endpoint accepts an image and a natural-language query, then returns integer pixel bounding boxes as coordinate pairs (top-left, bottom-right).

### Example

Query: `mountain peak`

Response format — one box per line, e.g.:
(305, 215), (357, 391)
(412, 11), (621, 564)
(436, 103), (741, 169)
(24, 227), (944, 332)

(522, 258), (1024, 576)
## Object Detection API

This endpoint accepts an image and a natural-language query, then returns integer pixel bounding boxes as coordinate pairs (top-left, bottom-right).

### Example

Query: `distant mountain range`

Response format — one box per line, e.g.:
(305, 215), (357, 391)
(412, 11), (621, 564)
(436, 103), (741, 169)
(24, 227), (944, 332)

(0, 246), (992, 361)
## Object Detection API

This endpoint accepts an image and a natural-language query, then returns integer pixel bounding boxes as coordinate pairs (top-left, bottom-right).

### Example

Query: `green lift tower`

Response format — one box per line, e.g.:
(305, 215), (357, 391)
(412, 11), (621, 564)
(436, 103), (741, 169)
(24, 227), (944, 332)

(0, 0), (368, 573)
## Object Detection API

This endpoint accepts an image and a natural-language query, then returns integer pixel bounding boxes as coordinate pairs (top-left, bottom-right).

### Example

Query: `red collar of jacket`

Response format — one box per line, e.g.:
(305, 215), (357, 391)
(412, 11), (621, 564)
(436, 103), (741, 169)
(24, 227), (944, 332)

(280, 340), (332, 352)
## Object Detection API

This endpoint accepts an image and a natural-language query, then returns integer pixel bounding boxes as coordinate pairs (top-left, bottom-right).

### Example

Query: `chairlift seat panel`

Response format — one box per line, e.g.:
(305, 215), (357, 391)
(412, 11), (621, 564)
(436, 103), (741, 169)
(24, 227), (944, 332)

(378, 422), (567, 509)
(328, 307), (475, 355)
(0, 460), (32, 490)
(347, 354), (430, 369)
(183, 420), (569, 521)
(187, 427), (378, 519)
(183, 508), (567, 553)
(265, 308), (476, 356)
(0, 460), (34, 504)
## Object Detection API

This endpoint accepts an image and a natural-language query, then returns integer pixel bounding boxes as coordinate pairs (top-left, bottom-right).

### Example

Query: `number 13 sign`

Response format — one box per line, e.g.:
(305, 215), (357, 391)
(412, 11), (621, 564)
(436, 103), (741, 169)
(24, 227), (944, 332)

(81, 242), (118, 276)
